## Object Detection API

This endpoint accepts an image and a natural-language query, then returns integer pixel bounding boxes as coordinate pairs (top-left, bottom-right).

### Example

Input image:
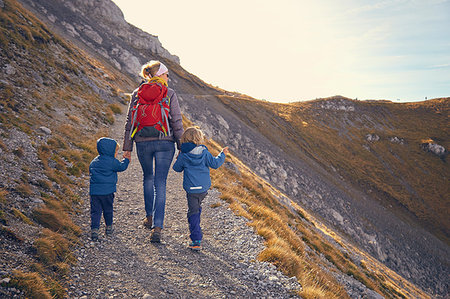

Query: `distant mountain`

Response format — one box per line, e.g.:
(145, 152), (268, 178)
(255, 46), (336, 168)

(2, 0), (448, 297)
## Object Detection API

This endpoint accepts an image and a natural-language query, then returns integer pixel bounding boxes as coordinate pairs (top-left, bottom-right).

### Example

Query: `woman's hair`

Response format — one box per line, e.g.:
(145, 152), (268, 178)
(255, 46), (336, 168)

(140, 60), (161, 79)
(181, 126), (204, 145)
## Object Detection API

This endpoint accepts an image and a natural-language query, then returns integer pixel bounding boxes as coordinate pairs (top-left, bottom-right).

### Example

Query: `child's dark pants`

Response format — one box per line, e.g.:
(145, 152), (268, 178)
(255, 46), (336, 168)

(187, 192), (207, 241)
(90, 193), (114, 230)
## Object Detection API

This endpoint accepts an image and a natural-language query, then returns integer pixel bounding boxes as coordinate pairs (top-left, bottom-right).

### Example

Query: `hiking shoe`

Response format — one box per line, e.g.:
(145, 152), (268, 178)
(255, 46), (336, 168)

(189, 240), (201, 251)
(150, 227), (162, 243)
(91, 229), (99, 241)
(143, 215), (153, 229)
(105, 225), (114, 236)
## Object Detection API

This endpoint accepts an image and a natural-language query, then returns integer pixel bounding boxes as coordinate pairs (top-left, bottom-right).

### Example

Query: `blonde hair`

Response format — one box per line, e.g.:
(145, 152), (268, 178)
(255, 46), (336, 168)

(140, 60), (161, 79)
(181, 126), (204, 145)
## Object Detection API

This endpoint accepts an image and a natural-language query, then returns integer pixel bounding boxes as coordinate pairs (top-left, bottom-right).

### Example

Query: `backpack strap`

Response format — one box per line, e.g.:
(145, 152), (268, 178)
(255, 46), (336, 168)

(129, 93), (139, 140)
(161, 96), (171, 137)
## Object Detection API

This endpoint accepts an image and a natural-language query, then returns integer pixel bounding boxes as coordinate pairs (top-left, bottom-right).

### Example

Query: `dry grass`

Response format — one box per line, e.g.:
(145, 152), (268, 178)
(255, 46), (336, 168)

(205, 140), (350, 298)
(0, 225), (24, 242)
(0, 138), (7, 151)
(0, 187), (8, 203)
(12, 208), (35, 225)
(15, 182), (33, 197)
(68, 114), (81, 124)
(34, 228), (75, 268)
(32, 206), (81, 237)
(201, 133), (427, 298)
(216, 95), (450, 243)
(11, 270), (52, 299)
(0, 2), (137, 298)
(109, 103), (122, 114)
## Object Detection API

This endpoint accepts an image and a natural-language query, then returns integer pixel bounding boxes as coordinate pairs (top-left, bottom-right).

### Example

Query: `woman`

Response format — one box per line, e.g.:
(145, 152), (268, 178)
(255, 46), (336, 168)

(122, 60), (183, 242)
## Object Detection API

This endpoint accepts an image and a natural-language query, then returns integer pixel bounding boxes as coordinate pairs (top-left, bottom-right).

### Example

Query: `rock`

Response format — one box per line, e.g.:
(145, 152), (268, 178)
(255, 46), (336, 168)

(142, 294), (151, 299)
(5, 64), (15, 75)
(421, 142), (446, 157)
(39, 126), (52, 135)
(223, 161), (240, 175)
(366, 134), (380, 142)
(389, 136), (404, 144)
(105, 270), (120, 277)
(0, 0), (4, 8)
(1, 277), (11, 284)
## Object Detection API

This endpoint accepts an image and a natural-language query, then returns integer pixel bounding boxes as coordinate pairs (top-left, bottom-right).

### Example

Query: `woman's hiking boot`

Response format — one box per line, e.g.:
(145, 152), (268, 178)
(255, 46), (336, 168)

(150, 227), (162, 243)
(143, 215), (153, 229)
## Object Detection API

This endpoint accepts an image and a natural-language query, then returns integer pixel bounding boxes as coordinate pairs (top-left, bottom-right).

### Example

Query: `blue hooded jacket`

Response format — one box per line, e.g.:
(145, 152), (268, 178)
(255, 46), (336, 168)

(89, 137), (129, 195)
(173, 143), (225, 193)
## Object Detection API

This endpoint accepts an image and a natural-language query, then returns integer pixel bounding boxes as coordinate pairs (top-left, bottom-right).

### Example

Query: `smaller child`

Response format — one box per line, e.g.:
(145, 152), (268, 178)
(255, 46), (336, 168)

(89, 137), (130, 241)
(173, 127), (229, 251)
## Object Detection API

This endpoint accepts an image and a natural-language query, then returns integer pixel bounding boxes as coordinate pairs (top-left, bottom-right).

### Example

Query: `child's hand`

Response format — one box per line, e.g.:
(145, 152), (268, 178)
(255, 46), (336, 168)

(222, 147), (229, 155)
(123, 151), (131, 160)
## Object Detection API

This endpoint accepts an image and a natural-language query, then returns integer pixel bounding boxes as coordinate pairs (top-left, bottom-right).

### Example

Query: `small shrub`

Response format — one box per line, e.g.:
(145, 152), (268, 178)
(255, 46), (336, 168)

(34, 229), (74, 267)
(16, 182), (33, 197)
(12, 208), (34, 225)
(300, 285), (328, 299)
(0, 188), (8, 203)
(37, 179), (52, 191)
(228, 201), (252, 219)
(32, 206), (81, 236)
(109, 103), (122, 114)
(104, 110), (115, 124)
(0, 225), (24, 242)
(68, 115), (81, 124)
(11, 270), (52, 299)
(0, 139), (7, 151)
(13, 147), (24, 157)
(0, 209), (6, 225)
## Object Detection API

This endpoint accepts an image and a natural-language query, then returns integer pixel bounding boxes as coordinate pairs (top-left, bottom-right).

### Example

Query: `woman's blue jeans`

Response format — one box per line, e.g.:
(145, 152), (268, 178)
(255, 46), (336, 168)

(136, 140), (175, 229)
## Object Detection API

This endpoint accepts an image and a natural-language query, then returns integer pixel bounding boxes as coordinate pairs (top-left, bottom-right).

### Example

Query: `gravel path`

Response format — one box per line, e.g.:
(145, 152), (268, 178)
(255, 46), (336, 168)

(68, 112), (302, 298)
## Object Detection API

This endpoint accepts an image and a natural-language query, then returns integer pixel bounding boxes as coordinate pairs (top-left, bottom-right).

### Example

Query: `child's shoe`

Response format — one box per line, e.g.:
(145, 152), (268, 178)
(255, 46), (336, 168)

(105, 225), (114, 236)
(188, 240), (201, 251)
(91, 229), (99, 241)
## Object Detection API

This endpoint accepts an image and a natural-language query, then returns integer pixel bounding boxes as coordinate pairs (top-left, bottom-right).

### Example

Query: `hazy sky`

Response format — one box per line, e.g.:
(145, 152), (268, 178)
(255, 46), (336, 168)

(111, 0), (450, 103)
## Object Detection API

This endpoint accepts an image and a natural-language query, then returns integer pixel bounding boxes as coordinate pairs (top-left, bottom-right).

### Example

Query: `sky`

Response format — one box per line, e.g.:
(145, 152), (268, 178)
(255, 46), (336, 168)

(111, 0), (450, 103)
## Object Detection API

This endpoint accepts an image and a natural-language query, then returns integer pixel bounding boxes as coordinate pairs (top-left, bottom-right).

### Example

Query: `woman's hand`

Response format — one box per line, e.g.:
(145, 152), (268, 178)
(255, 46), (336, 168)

(123, 151), (132, 160)
(222, 147), (229, 155)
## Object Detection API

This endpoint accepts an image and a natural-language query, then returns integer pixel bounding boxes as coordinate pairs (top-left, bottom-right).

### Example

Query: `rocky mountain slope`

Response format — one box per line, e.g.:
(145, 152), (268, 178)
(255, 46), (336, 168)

(1, 0), (448, 297)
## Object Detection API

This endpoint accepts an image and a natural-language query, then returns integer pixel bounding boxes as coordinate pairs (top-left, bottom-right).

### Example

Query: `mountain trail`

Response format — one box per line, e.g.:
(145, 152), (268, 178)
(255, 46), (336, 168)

(68, 111), (302, 298)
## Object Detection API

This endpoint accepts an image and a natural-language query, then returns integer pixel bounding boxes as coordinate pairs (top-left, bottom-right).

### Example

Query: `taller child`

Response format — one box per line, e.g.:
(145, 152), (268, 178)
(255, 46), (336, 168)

(173, 127), (229, 250)
(122, 60), (184, 243)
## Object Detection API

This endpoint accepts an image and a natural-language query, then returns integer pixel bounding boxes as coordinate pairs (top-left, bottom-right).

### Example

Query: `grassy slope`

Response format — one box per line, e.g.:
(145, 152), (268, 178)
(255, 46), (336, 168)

(0, 0), (135, 296)
(217, 95), (449, 243)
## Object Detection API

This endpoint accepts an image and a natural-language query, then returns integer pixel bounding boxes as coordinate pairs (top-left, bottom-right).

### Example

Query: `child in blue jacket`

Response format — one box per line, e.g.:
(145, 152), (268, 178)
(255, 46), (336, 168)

(173, 127), (228, 250)
(89, 137), (130, 241)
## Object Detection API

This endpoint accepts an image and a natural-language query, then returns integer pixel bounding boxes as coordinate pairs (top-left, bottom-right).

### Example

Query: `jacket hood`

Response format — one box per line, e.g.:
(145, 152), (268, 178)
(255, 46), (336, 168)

(182, 144), (206, 166)
(180, 142), (197, 153)
(97, 137), (117, 157)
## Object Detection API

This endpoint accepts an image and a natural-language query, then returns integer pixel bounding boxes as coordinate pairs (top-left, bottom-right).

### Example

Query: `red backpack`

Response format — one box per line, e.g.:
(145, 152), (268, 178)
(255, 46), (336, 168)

(130, 80), (171, 139)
